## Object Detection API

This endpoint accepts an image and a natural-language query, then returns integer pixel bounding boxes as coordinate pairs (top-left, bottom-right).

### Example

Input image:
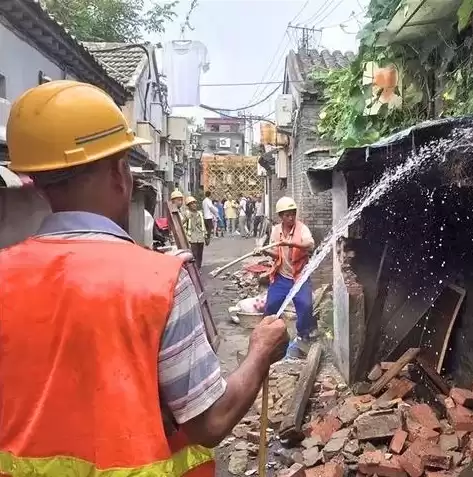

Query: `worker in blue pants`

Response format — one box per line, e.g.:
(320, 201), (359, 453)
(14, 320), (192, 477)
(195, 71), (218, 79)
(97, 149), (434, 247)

(255, 196), (317, 358)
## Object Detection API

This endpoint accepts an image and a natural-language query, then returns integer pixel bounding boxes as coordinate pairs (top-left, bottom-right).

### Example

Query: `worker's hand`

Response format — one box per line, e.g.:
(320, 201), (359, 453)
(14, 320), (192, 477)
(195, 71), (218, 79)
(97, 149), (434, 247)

(253, 247), (263, 256)
(280, 240), (292, 247)
(248, 316), (289, 365)
(170, 249), (195, 263)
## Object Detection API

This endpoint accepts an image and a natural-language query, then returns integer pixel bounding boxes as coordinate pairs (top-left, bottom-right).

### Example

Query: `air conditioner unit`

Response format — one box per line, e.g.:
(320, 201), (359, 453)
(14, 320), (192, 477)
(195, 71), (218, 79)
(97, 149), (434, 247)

(275, 94), (293, 127)
(219, 138), (231, 148)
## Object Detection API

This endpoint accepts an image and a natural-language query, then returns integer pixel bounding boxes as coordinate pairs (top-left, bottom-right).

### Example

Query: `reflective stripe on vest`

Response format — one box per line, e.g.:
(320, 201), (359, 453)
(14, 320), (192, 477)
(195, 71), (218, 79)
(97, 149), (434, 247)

(0, 445), (214, 477)
(0, 238), (215, 477)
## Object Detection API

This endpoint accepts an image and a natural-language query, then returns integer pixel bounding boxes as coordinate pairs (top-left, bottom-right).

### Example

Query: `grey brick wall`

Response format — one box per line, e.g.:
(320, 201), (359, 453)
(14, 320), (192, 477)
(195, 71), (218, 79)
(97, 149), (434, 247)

(266, 99), (333, 288)
(292, 100), (333, 287)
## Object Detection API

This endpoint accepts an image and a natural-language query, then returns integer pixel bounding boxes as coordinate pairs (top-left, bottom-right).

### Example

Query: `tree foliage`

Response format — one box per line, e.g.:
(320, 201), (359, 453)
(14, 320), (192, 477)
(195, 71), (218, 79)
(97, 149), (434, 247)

(314, 0), (473, 149)
(41, 0), (178, 42)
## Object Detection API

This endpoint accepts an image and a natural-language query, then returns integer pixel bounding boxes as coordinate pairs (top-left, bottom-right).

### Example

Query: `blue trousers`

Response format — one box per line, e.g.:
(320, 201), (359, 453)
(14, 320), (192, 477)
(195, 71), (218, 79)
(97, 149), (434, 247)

(264, 273), (315, 338)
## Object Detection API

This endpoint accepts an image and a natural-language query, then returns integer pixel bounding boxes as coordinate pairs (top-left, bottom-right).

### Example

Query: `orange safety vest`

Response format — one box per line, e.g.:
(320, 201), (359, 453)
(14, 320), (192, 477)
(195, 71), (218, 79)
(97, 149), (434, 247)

(0, 237), (215, 477)
(269, 220), (309, 282)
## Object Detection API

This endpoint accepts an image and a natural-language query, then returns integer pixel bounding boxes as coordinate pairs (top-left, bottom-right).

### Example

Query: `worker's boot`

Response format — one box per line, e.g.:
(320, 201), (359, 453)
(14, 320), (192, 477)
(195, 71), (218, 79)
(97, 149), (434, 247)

(285, 336), (311, 359)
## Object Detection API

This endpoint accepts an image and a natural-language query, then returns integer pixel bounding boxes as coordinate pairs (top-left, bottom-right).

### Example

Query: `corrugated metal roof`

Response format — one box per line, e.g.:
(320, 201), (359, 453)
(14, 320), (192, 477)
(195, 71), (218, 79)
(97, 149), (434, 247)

(82, 42), (147, 86)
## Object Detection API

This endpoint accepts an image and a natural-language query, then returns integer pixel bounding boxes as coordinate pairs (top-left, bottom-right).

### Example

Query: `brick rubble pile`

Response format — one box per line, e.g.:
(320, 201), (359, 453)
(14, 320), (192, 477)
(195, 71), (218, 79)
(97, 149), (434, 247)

(221, 359), (473, 477)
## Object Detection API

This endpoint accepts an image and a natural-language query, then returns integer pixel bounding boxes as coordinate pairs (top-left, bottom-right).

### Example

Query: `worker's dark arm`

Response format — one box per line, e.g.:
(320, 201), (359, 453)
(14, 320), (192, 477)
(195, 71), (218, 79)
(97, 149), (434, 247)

(181, 348), (271, 448)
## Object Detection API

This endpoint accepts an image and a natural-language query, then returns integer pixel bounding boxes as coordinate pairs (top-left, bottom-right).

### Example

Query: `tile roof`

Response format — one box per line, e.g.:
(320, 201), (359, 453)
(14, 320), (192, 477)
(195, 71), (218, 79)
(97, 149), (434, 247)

(82, 42), (147, 86)
(298, 49), (355, 78)
(0, 0), (128, 104)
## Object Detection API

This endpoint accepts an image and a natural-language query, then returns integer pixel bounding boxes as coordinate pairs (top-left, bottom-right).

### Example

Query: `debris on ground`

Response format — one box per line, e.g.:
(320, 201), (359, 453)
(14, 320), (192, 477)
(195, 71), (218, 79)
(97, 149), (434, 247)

(221, 347), (473, 476)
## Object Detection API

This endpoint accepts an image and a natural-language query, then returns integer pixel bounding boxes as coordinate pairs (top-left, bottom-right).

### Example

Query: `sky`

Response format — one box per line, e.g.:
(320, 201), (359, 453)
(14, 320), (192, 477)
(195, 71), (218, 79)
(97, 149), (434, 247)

(146, 0), (370, 128)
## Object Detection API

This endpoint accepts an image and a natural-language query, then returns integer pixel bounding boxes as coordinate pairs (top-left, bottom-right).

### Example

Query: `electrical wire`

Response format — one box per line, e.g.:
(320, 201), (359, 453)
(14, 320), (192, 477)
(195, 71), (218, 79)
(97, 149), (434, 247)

(312, 0), (347, 27)
(201, 84), (281, 112)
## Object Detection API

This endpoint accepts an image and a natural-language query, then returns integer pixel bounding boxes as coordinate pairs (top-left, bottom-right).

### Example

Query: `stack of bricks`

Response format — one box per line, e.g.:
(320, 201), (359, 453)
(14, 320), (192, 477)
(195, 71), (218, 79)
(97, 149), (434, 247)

(272, 362), (473, 477)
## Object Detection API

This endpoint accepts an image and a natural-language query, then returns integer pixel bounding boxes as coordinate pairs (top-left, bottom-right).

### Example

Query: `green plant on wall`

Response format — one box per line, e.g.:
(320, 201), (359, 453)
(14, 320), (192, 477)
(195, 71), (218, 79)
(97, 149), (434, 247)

(314, 0), (473, 149)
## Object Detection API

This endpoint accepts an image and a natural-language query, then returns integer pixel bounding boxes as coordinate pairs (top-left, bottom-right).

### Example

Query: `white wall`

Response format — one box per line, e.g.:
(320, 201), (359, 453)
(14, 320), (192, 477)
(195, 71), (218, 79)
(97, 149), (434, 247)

(0, 23), (77, 102)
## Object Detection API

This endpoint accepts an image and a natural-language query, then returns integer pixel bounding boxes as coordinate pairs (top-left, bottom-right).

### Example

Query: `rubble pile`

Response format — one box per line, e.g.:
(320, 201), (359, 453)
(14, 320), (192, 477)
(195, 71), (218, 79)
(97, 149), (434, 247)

(221, 357), (473, 477)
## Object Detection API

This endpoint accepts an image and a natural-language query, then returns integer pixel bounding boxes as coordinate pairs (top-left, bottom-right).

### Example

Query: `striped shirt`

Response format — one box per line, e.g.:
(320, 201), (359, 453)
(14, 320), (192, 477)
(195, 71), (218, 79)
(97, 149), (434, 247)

(35, 211), (227, 424)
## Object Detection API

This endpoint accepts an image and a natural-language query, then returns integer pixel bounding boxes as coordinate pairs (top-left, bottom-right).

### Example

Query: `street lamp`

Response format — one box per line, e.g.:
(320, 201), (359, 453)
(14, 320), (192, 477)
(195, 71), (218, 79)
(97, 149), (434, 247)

(191, 146), (204, 195)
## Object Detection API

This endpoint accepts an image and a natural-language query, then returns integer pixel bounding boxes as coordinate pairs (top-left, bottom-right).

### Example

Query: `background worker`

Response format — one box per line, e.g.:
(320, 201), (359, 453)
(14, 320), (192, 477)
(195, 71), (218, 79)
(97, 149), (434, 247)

(255, 196), (316, 359)
(183, 196), (207, 269)
(238, 194), (248, 237)
(0, 80), (288, 477)
(224, 196), (238, 235)
(253, 196), (264, 237)
(202, 190), (218, 240)
(170, 188), (185, 218)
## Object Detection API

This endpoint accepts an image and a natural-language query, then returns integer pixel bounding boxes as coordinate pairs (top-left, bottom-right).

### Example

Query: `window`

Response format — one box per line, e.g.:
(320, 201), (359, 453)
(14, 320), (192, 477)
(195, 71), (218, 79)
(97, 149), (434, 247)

(219, 124), (231, 133)
(210, 124), (219, 132)
(0, 75), (5, 99)
(208, 139), (217, 150)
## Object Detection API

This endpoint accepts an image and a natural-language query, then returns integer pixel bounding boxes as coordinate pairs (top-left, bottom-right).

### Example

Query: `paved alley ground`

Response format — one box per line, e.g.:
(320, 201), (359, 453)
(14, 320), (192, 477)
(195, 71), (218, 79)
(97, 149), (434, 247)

(200, 235), (258, 476)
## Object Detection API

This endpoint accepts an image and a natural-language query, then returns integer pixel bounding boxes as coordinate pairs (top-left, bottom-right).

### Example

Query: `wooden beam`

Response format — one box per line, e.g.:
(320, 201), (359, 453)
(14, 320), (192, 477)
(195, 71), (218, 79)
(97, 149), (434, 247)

(279, 343), (322, 440)
(354, 243), (389, 381)
(415, 355), (450, 396)
(369, 348), (420, 396)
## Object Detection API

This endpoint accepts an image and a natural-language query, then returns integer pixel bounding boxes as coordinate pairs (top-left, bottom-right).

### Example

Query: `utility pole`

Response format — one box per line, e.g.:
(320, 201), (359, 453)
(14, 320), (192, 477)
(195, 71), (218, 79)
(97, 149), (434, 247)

(287, 24), (321, 52)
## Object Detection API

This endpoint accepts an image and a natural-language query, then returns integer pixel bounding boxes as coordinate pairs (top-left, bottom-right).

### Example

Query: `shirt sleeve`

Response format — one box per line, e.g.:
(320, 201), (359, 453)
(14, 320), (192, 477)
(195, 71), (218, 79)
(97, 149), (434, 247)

(300, 224), (315, 247)
(158, 269), (227, 424)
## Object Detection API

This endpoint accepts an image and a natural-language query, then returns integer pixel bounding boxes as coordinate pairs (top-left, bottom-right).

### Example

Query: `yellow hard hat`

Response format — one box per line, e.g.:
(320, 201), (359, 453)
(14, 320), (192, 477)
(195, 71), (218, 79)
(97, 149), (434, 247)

(171, 189), (184, 200)
(7, 80), (150, 173)
(185, 196), (197, 206)
(276, 196), (297, 214)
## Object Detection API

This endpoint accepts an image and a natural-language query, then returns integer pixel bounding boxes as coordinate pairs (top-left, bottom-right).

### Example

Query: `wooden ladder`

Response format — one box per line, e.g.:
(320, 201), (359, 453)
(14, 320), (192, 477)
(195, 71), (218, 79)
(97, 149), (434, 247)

(166, 201), (220, 352)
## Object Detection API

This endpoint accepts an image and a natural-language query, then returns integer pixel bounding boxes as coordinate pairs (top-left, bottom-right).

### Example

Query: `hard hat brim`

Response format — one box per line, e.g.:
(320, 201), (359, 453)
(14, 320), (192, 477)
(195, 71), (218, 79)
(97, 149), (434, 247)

(9, 134), (152, 173)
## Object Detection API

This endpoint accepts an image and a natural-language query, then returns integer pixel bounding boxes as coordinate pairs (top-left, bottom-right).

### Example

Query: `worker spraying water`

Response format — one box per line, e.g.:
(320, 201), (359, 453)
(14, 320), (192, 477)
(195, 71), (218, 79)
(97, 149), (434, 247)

(254, 196), (318, 359)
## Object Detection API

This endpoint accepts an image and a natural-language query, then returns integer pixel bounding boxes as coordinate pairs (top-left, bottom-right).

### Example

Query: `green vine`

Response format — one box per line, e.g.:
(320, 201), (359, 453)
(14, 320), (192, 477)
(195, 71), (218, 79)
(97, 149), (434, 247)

(314, 0), (473, 149)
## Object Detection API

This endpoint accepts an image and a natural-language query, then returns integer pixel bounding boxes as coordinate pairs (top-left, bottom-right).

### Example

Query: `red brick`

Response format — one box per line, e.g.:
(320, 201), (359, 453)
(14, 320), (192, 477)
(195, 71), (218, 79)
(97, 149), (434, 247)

(309, 416), (342, 444)
(450, 388), (473, 409)
(390, 429), (409, 454)
(305, 462), (344, 477)
(399, 441), (426, 477)
(358, 450), (407, 477)
(447, 405), (473, 432)
(277, 463), (307, 477)
(405, 417), (440, 443)
(408, 404), (442, 431)
(319, 390), (338, 402)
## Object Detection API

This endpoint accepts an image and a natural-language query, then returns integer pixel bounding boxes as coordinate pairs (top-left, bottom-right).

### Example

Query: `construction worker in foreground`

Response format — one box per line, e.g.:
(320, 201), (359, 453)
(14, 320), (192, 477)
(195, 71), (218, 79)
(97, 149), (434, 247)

(255, 196), (316, 359)
(0, 80), (288, 477)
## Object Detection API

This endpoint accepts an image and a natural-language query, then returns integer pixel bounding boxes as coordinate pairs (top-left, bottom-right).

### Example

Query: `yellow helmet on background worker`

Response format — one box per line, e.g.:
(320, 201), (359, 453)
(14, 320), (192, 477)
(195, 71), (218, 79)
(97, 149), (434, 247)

(275, 196), (297, 214)
(185, 196), (197, 206)
(7, 80), (150, 173)
(170, 189), (184, 200)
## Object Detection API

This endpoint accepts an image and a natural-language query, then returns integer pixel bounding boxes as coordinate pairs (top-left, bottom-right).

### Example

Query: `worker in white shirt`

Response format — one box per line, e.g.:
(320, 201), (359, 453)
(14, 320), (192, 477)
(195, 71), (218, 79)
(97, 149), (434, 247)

(202, 191), (218, 241)
(238, 194), (248, 238)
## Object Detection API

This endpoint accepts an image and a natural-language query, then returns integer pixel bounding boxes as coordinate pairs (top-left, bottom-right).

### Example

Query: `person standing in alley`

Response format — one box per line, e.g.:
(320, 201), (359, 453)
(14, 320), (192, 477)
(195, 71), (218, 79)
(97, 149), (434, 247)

(253, 196), (264, 237)
(170, 188), (185, 219)
(255, 196), (316, 359)
(238, 194), (248, 237)
(224, 196), (238, 235)
(0, 80), (289, 477)
(202, 190), (218, 240)
(216, 199), (225, 237)
(183, 196), (207, 269)
(245, 196), (255, 236)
